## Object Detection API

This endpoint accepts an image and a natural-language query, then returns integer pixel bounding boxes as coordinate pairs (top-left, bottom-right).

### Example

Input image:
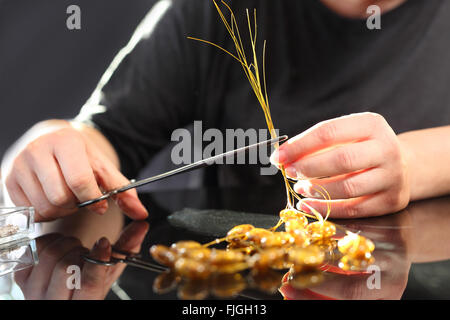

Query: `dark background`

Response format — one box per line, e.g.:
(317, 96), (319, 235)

(0, 0), (157, 160)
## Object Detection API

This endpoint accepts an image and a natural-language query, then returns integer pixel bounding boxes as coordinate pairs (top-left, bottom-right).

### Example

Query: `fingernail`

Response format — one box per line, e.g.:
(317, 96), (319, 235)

(91, 201), (107, 215)
(93, 206), (107, 215)
(294, 184), (305, 195)
(278, 284), (289, 300)
(285, 166), (297, 179)
(294, 180), (314, 196)
(95, 237), (109, 249)
(142, 206), (149, 218)
(294, 186), (320, 198)
(270, 149), (286, 165)
(297, 201), (311, 213)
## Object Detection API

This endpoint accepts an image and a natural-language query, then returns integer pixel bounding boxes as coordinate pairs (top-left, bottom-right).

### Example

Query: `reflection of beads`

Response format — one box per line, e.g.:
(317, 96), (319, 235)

(150, 245), (176, 267)
(338, 232), (375, 260)
(211, 273), (246, 298)
(288, 246), (325, 272)
(249, 247), (286, 270)
(249, 269), (284, 294)
(153, 270), (179, 294)
(287, 269), (325, 289)
(338, 255), (375, 271)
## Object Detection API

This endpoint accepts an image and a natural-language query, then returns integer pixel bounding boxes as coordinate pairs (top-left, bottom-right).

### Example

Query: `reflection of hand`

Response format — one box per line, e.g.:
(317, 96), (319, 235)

(280, 261), (409, 300)
(280, 211), (412, 300)
(271, 112), (410, 218)
(15, 221), (148, 300)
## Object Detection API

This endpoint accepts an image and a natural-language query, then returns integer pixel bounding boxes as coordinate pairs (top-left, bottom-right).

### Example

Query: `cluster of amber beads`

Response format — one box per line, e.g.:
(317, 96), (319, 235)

(150, 208), (376, 299)
(337, 232), (375, 271)
(151, 241), (248, 279)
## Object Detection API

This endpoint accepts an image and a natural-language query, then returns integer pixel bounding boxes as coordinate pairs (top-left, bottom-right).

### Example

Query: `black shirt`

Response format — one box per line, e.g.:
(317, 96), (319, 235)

(78, 0), (450, 188)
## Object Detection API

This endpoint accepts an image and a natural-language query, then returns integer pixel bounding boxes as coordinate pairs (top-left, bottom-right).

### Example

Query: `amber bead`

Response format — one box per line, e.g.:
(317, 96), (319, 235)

(279, 209), (308, 226)
(285, 219), (308, 235)
(292, 231), (310, 248)
(249, 247), (286, 270)
(306, 221), (336, 241)
(246, 228), (274, 245)
(171, 241), (202, 255)
(174, 257), (211, 279)
(314, 238), (337, 252)
(226, 242), (255, 255)
(226, 224), (254, 243)
(210, 249), (246, 265)
(183, 247), (212, 261)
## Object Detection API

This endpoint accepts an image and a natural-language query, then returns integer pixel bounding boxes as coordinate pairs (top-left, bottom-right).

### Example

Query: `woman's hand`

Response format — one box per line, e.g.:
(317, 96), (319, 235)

(271, 112), (410, 218)
(2, 120), (148, 222)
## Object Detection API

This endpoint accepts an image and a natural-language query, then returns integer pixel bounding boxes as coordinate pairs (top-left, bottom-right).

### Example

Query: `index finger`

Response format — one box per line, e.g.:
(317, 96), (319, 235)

(53, 139), (106, 211)
(272, 113), (383, 166)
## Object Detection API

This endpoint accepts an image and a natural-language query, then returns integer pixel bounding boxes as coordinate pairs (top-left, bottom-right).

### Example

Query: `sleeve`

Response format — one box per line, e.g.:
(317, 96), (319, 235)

(75, 0), (204, 178)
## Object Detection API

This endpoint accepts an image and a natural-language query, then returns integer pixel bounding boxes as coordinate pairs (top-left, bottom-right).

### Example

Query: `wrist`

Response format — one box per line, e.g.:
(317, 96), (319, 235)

(398, 134), (416, 201)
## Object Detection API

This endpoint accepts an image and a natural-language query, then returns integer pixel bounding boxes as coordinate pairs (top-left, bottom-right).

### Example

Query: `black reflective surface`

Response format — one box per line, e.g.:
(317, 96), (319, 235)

(22, 186), (450, 300)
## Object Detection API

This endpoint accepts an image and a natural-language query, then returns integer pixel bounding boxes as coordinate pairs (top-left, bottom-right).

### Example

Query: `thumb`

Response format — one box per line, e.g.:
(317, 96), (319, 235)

(92, 157), (149, 220)
(73, 237), (111, 300)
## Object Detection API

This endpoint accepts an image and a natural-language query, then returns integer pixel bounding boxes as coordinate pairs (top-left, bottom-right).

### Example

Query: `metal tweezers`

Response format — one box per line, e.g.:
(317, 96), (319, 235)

(78, 135), (288, 208)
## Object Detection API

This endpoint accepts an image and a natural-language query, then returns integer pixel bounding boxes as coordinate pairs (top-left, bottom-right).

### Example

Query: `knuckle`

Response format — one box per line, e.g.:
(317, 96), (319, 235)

(81, 271), (103, 291)
(57, 248), (85, 269)
(384, 193), (400, 209)
(51, 129), (84, 150)
(5, 173), (16, 191)
(67, 174), (91, 193)
(11, 154), (25, 173)
(388, 143), (402, 162)
(336, 149), (355, 172)
(40, 237), (82, 261)
(315, 122), (337, 145)
(365, 112), (385, 124)
(341, 178), (358, 198)
(48, 191), (73, 208)
(53, 127), (76, 140)
(385, 192), (408, 212)
(341, 203), (360, 218)
(365, 113), (387, 135)
(294, 161), (310, 178)
(25, 140), (41, 154)
(23, 142), (45, 167)
(39, 244), (60, 261)
(92, 158), (107, 177)
(35, 202), (57, 219)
